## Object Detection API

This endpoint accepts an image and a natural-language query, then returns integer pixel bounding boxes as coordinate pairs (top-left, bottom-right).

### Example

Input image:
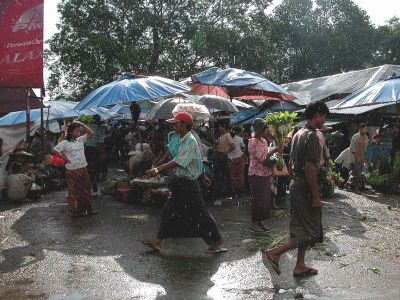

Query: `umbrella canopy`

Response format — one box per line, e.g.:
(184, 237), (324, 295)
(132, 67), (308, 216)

(147, 97), (196, 120)
(44, 100), (80, 119)
(191, 67), (296, 101)
(108, 104), (149, 120)
(74, 75), (190, 111)
(332, 78), (400, 109)
(172, 102), (210, 121)
(232, 99), (256, 110)
(230, 108), (266, 125)
(0, 100), (79, 126)
(0, 110), (44, 126)
(79, 107), (115, 120)
(196, 95), (239, 114)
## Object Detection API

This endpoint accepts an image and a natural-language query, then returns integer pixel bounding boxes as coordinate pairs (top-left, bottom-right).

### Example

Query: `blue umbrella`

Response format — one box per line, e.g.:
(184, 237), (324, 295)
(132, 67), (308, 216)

(0, 110), (43, 126)
(332, 78), (400, 109)
(230, 108), (268, 125)
(191, 67), (295, 101)
(74, 75), (190, 111)
(108, 104), (150, 120)
(43, 100), (80, 119)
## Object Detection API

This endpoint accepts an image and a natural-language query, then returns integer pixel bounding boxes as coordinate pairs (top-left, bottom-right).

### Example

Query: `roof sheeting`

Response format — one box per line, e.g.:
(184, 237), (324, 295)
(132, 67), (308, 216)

(0, 87), (43, 114)
(284, 64), (400, 105)
(329, 102), (396, 115)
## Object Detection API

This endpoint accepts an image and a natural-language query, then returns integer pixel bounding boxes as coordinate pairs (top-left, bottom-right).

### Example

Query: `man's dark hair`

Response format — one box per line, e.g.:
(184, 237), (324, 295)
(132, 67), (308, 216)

(360, 123), (367, 129)
(304, 101), (329, 120)
(218, 122), (230, 130)
(184, 122), (192, 131)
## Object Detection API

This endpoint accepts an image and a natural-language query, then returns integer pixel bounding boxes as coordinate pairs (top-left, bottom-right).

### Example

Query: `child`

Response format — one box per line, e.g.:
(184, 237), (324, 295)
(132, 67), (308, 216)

(5, 163), (34, 202)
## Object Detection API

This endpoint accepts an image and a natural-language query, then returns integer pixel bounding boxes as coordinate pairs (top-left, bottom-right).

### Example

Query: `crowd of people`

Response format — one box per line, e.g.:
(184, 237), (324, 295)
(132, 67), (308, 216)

(1, 101), (400, 276)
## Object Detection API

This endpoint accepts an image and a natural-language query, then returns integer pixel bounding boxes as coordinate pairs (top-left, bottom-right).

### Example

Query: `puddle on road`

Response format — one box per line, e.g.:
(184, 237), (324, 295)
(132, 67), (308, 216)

(207, 252), (274, 299)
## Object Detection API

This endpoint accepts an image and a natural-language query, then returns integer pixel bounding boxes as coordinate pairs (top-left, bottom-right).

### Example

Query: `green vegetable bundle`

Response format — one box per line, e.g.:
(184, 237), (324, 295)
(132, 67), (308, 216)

(265, 111), (298, 168)
(265, 111), (298, 147)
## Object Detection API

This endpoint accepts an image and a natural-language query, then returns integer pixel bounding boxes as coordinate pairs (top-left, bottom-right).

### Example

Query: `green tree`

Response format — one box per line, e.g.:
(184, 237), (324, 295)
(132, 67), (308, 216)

(269, 0), (376, 82)
(46, 0), (275, 100)
(373, 17), (400, 65)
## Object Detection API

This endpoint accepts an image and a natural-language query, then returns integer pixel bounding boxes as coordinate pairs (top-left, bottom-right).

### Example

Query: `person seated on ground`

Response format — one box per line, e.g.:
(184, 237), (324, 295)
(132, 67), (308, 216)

(5, 162), (34, 202)
(6, 149), (35, 175)
(127, 149), (155, 179)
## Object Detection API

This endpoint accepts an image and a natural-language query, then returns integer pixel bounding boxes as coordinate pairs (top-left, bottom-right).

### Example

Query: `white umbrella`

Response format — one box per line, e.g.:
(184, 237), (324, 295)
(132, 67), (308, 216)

(147, 97), (196, 120)
(196, 95), (239, 113)
(172, 102), (210, 121)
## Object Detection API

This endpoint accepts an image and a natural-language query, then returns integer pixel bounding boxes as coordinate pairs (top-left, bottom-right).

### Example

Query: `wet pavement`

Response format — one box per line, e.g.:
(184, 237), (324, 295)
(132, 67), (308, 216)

(0, 175), (399, 299)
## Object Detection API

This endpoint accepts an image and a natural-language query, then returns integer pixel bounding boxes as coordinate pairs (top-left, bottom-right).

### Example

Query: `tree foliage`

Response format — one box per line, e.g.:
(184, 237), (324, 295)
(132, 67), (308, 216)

(45, 0), (399, 101)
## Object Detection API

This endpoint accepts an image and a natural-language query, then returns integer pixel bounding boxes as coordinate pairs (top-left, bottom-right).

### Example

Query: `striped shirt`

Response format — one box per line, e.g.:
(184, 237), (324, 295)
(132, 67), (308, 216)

(173, 131), (203, 179)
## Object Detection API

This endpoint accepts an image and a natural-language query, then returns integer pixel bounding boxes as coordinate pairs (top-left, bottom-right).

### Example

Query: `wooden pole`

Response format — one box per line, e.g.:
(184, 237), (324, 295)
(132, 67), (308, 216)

(26, 88), (30, 143)
(40, 88), (44, 129)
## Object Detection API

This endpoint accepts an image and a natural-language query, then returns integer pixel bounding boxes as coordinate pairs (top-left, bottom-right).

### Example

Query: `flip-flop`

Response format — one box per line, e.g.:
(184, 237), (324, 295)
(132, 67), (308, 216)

(293, 267), (318, 277)
(205, 247), (228, 254)
(265, 252), (281, 275)
(139, 240), (160, 252)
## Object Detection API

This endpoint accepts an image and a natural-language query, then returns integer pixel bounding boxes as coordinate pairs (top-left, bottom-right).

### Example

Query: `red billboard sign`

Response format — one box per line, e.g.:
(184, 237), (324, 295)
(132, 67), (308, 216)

(0, 0), (44, 88)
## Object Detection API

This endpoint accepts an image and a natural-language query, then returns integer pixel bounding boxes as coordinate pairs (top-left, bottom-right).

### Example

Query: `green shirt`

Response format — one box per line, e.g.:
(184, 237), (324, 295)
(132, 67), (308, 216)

(173, 131), (203, 179)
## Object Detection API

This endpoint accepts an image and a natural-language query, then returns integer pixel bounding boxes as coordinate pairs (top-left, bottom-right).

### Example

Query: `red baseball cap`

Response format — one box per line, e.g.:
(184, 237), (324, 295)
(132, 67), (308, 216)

(167, 111), (193, 125)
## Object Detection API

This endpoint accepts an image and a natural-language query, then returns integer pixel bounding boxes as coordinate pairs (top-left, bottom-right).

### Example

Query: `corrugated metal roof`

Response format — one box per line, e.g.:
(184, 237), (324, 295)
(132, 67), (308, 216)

(284, 64), (400, 105)
(329, 102), (396, 115)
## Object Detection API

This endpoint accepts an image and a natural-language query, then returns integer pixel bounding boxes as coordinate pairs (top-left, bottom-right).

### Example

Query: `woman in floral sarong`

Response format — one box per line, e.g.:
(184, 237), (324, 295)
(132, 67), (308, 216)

(52, 121), (95, 216)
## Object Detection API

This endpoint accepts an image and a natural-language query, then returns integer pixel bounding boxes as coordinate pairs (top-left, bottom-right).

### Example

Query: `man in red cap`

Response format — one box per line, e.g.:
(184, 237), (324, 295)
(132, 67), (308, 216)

(140, 112), (227, 253)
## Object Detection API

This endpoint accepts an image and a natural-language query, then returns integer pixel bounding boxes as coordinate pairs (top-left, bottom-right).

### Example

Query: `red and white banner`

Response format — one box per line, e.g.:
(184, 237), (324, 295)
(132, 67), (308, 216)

(0, 0), (44, 88)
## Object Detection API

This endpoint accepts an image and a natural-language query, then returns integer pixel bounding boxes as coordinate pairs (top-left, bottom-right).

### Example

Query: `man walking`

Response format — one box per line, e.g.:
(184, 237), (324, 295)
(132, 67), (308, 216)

(347, 123), (369, 193)
(140, 112), (226, 254)
(265, 101), (329, 277)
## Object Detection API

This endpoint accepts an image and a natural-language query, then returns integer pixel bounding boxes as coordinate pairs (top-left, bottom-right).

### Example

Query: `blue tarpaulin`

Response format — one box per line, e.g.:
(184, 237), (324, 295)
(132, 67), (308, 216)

(74, 75), (190, 111)
(192, 67), (295, 101)
(332, 78), (400, 109)
(230, 108), (270, 125)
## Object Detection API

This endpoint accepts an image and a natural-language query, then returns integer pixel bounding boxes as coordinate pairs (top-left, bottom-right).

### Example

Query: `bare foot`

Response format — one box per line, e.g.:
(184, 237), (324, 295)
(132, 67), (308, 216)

(265, 250), (281, 275)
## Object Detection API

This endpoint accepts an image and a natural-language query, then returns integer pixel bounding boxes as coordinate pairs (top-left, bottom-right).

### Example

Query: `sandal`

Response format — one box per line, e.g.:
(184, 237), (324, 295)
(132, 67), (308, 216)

(293, 267), (318, 277)
(139, 240), (161, 252)
(205, 246), (228, 254)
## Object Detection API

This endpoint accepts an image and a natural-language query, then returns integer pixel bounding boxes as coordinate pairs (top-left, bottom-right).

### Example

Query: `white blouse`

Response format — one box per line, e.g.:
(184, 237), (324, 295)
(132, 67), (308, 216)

(53, 134), (88, 170)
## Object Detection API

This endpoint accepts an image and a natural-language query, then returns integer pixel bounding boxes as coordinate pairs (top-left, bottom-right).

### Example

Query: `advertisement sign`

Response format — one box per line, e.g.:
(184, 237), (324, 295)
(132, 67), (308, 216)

(0, 0), (44, 88)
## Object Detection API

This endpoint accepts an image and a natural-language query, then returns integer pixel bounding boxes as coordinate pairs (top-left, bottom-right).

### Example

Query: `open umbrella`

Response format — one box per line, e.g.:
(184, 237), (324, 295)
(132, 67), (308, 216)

(0, 110), (43, 126)
(196, 95), (239, 114)
(231, 99), (256, 110)
(74, 75), (190, 111)
(331, 78), (400, 109)
(191, 67), (296, 101)
(0, 100), (79, 126)
(172, 102), (210, 121)
(44, 100), (80, 119)
(108, 104), (150, 120)
(147, 97), (196, 120)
